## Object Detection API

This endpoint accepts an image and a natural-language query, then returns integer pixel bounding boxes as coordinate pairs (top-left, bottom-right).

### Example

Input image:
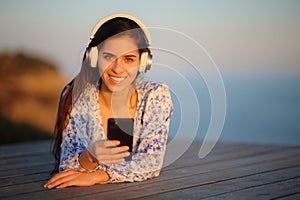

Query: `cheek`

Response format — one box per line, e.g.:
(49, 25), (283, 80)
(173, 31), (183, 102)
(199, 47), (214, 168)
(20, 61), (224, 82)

(127, 66), (139, 77)
(98, 60), (111, 74)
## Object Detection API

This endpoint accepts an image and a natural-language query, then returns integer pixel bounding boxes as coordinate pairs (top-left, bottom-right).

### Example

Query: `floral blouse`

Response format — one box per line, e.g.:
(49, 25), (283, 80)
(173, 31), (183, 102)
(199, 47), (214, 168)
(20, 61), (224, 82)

(59, 79), (173, 183)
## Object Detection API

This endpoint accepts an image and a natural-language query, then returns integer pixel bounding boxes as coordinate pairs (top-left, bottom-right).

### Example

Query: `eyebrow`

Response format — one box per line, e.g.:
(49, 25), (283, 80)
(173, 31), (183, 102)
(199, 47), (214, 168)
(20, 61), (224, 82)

(102, 52), (138, 58)
(102, 52), (115, 57)
(124, 55), (138, 58)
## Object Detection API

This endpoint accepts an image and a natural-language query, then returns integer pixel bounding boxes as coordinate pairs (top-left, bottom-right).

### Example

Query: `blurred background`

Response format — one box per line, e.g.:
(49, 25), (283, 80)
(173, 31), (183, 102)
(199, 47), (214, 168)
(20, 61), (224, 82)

(0, 0), (299, 145)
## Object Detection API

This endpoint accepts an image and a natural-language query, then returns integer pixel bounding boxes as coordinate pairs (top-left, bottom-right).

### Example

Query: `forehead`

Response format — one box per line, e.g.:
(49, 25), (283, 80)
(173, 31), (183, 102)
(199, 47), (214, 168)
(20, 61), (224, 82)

(99, 35), (139, 55)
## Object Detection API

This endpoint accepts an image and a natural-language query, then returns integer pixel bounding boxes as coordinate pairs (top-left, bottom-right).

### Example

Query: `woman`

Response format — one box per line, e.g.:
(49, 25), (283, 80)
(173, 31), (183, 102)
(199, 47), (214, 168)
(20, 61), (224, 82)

(45, 14), (172, 189)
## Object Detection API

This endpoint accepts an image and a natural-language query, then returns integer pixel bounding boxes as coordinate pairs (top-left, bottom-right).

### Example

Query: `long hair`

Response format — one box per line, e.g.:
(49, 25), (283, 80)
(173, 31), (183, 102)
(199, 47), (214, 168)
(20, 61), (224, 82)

(51, 17), (150, 173)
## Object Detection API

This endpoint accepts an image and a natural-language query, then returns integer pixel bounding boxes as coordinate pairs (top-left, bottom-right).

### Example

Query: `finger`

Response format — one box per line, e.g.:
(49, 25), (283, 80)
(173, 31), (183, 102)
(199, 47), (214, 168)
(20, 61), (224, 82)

(98, 145), (129, 155)
(45, 173), (66, 188)
(96, 148), (130, 160)
(96, 151), (130, 162)
(56, 180), (76, 189)
(46, 175), (72, 189)
(103, 140), (120, 147)
(94, 140), (118, 148)
(45, 170), (76, 189)
(45, 169), (74, 186)
(46, 173), (76, 189)
(100, 158), (126, 164)
(92, 146), (128, 159)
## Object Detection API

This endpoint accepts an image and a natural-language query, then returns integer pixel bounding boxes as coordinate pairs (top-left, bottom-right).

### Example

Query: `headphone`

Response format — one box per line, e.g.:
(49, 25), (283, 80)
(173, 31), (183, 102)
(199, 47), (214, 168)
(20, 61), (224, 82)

(85, 14), (152, 73)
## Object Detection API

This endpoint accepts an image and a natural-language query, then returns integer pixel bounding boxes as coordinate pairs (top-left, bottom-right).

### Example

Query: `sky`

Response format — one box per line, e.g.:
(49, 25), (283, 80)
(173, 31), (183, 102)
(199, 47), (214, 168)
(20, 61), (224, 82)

(0, 0), (299, 78)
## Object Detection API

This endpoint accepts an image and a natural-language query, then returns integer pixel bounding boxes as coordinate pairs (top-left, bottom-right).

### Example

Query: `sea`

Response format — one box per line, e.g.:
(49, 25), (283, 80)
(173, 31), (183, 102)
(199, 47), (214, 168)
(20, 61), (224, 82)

(147, 72), (300, 147)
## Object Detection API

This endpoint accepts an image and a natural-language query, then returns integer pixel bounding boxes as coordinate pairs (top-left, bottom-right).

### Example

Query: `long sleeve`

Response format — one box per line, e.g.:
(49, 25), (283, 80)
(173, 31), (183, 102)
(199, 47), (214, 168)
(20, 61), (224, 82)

(103, 83), (173, 182)
(59, 114), (90, 172)
(59, 86), (100, 172)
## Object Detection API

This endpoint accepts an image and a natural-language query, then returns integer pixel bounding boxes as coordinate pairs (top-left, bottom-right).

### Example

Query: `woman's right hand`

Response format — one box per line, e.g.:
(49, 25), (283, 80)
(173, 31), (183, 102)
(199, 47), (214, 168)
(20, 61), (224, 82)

(87, 140), (130, 165)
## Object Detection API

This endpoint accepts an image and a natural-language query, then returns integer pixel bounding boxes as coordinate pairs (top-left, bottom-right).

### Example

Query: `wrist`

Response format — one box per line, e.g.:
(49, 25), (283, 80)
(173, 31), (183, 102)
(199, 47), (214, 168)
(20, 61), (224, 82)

(93, 170), (110, 184)
(79, 150), (97, 170)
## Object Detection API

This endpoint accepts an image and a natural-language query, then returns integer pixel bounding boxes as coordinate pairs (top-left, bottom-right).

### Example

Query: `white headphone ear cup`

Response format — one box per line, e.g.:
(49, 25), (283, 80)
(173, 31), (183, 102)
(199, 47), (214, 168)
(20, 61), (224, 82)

(146, 53), (152, 72)
(140, 52), (153, 73)
(139, 52), (147, 73)
(88, 47), (98, 68)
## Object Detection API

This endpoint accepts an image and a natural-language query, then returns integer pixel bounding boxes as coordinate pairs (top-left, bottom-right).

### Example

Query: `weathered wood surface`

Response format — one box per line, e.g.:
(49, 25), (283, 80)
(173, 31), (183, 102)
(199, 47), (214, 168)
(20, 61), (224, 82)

(0, 140), (299, 200)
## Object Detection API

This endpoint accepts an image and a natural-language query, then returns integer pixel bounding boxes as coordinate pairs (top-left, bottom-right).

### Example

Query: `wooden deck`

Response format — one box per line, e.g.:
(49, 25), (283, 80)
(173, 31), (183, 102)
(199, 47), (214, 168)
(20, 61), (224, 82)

(0, 140), (300, 199)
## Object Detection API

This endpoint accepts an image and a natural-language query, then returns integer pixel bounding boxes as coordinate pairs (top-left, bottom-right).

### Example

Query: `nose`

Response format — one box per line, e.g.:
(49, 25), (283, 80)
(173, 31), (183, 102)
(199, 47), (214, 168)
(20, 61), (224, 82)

(112, 58), (125, 74)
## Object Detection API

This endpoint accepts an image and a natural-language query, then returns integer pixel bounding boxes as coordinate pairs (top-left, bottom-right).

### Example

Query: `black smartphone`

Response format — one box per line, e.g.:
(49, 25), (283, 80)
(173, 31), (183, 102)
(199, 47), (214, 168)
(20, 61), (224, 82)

(107, 118), (134, 156)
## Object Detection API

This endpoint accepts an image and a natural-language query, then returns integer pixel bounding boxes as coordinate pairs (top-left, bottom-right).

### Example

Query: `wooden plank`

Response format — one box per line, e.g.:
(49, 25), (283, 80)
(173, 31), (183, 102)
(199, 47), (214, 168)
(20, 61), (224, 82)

(133, 166), (300, 200)
(0, 173), (51, 188)
(0, 154), (53, 171)
(0, 141), (275, 183)
(164, 140), (283, 169)
(275, 192), (300, 200)
(164, 144), (282, 171)
(0, 141), (235, 172)
(0, 163), (53, 178)
(4, 147), (299, 200)
(0, 171), (51, 187)
(0, 141), (51, 158)
(0, 140), (281, 173)
(1, 140), (299, 200)
(66, 156), (300, 200)
(0, 141), (290, 189)
(202, 177), (300, 200)
(158, 147), (300, 184)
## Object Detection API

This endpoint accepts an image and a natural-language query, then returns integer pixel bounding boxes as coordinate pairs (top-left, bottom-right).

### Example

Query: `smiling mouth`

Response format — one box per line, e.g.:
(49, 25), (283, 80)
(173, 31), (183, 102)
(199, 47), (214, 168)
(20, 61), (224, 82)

(109, 75), (127, 83)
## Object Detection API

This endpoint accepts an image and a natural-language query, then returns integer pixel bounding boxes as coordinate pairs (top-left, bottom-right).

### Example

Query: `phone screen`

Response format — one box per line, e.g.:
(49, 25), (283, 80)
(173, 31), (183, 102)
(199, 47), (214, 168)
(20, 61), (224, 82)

(107, 118), (134, 153)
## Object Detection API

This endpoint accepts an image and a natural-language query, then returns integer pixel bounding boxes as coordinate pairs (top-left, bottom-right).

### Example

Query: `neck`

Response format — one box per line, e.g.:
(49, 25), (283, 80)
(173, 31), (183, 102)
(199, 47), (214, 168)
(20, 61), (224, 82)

(99, 84), (136, 116)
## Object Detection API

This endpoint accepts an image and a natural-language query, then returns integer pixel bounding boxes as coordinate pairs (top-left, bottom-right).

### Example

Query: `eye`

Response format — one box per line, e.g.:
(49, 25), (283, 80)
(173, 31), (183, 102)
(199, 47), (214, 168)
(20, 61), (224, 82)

(104, 54), (114, 61)
(125, 57), (134, 63)
(101, 53), (115, 62)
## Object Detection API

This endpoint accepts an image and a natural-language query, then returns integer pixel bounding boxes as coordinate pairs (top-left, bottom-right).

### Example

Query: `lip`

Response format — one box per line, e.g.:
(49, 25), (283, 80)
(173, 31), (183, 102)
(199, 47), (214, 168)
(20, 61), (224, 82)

(108, 74), (127, 84)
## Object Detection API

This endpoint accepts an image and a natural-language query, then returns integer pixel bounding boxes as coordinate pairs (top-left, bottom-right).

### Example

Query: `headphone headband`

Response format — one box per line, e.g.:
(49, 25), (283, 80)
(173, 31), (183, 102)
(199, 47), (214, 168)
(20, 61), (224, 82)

(90, 13), (151, 46)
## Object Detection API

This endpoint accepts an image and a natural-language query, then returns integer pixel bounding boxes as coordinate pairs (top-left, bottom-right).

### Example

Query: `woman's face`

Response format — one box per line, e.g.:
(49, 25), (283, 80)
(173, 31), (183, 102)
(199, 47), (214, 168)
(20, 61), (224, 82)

(98, 35), (140, 93)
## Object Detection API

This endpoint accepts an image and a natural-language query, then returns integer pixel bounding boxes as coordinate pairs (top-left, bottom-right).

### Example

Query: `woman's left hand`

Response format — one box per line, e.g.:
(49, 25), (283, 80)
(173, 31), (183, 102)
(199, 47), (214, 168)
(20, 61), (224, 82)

(44, 168), (109, 189)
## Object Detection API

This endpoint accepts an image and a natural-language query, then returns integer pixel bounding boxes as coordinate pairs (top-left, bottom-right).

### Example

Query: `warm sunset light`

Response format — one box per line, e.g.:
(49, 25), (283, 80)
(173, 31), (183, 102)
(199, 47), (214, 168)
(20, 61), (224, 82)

(0, 1), (299, 199)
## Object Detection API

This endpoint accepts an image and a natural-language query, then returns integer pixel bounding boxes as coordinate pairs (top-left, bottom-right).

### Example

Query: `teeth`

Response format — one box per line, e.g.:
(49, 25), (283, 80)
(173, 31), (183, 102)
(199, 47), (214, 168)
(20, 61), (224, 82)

(110, 76), (126, 82)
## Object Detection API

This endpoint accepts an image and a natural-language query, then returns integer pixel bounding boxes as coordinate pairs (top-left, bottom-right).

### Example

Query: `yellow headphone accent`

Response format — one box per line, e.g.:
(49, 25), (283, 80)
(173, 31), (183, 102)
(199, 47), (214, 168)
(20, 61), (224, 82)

(85, 13), (152, 73)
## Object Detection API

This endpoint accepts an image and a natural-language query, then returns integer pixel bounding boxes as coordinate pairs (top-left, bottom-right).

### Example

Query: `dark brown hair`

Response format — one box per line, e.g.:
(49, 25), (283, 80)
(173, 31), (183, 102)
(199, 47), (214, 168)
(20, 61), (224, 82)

(51, 17), (150, 173)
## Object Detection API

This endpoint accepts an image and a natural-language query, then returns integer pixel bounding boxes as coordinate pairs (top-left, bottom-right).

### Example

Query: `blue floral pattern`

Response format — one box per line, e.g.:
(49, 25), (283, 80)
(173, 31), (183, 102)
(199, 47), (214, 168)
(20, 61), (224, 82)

(59, 79), (173, 183)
